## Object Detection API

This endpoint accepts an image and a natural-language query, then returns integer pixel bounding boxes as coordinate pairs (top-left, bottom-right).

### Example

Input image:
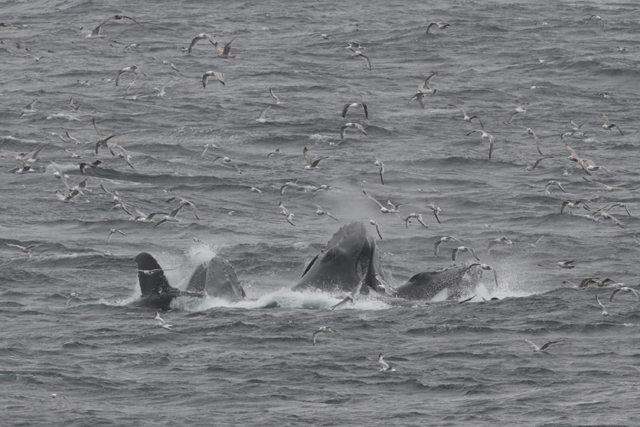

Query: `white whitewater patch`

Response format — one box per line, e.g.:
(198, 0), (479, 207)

(175, 288), (392, 312)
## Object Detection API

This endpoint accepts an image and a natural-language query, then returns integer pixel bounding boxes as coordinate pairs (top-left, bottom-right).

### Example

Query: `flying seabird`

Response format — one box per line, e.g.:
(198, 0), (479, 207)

(202, 71), (224, 87)
(448, 104), (483, 128)
(504, 104), (528, 124)
(377, 353), (396, 372)
(434, 236), (462, 256)
(166, 196), (199, 220)
(256, 106), (271, 123)
(19, 98), (37, 118)
(582, 177), (639, 192)
(505, 123), (543, 155)
(330, 277), (364, 310)
(115, 65), (145, 87)
(280, 180), (299, 195)
(342, 102), (368, 119)
(426, 201), (441, 224)
(350, 50), (371, 70)
(374, 158), (385, 185)
(609, 287), (640, 302)
(452, 246), (480, 262)
(107, 229), (126, 243)
(487, 237), (513, 255)
(363, 190), (401, 214)
(213, 37), (236, 58)
(188, 33), (216, 53)
(79, 160), (102, 175)
(565, 145), (592, 175)
(6, 242), (42, 257)
(538, 260), (575, 269)
(601, 114), (623, 135)
(313, 204), (338, 221)
(312, 326), (336, 345)
(340, 122), (367, 139)
(519, 153), (552, 171)
(467, 130), (495, 159)
(521, 338), (564, 352)
(426, 22), (451, 34)
(464, 263), (499, 288)
(269, 87), (284, 104)
(153, 205), (185, 228)
(212, 156), (242, 174)
(92, 118), (117, 155)
(595, 295), (609, 316)
(303, 146), (329, 170)
(545, 180), (565, 194)
(369, 219), (383, 240)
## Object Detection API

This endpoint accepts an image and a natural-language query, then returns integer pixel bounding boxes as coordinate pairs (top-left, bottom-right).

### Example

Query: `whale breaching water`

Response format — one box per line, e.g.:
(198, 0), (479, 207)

(291, 221), (481, 301)
(134, 252), (245, 309)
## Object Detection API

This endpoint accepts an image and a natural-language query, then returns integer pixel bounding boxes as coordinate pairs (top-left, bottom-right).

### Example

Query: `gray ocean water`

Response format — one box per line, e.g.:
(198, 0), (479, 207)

(2, 0), (640, 425)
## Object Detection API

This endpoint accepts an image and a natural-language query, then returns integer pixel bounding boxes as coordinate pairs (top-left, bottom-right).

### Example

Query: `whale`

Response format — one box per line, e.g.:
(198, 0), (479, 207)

(135, 252), (203, 310)
(291, 221), (481, 301)
(134, 252), (245, 309)
(393, 267), (481, 301)
(185, 255), (246, 301)
(292, 221), (385, 294)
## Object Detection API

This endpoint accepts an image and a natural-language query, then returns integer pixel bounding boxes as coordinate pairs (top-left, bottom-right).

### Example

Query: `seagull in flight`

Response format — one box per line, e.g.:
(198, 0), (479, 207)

(269, 87), (284, 104)
(153, 205), (185, 228)
(313, 204), (339, 221)
(487, 237), (513, 255)
(426, 22), (451, 34)
(595, 295), (610, 316)
(107, 229), (126, 243)
(521, 338), (564, 352)
(350, 50), (371, 70)
(340, 122), (367, 139)
(467, 130), (495, 159)
(212, 156), (242, 174)
(188, 33), (216, 53)
(312, 326), (336, 345)
(342, 102), (368, 119)
(330, 277), (364, 310)
(115, 65), (145, 87)
(166, 196), (200, 220)
(374, 158), (385, 185)
(464, 263), (499, 288)
(610, 287), (640, 301)
(519, 153), (552, 171)
(92, 118), (117, 155)
(434, 236), (462, 256)
(377, 353), (396, 372)
(303, 146), (329, 170)
(452, 246), (480, 262)
(202, 71), (224, 87)
(369, 219), (383, 240)
(601, 114), (623, 135)
(448, 104), (483, 128)
(213, 37), (237, 58)
(6, 242), (42, 257)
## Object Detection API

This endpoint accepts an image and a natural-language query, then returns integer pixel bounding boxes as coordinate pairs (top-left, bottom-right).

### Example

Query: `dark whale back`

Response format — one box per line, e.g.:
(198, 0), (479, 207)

(185, 256), (245, 301)
(135, 252), (184, 310)
(394, 267), (481, 301)
(292, 221), (384, 294)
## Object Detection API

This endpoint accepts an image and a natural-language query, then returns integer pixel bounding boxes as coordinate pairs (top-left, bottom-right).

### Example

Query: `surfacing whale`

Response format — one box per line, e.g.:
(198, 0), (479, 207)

(134, 252), (245, 309)
(292, 221), (385, 294)
(185, 256), (246, 301)
(291, 221), (481, 301)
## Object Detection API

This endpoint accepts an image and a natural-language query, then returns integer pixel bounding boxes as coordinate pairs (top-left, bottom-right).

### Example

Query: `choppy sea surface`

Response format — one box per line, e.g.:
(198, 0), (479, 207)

(2, 0), (640, 425)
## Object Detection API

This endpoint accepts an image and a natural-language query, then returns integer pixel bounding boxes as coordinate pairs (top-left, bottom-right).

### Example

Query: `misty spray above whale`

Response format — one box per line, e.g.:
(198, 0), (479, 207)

(134, 221), (482, 309)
